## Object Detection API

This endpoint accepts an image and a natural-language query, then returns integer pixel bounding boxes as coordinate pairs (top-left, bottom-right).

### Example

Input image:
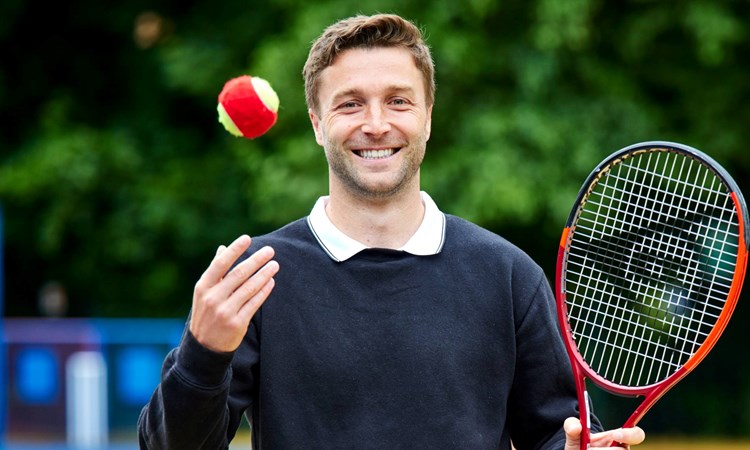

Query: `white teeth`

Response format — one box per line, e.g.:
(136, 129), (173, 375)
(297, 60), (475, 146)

(359, 149), (395, 159)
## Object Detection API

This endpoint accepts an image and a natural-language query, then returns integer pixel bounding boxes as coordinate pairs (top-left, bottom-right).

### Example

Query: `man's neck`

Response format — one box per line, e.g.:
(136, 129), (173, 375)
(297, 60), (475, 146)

(325, 187), (425, 250)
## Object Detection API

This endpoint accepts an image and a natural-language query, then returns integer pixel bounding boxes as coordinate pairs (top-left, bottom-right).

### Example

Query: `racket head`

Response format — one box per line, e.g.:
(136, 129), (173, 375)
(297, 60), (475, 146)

(556, 141), (748, 408)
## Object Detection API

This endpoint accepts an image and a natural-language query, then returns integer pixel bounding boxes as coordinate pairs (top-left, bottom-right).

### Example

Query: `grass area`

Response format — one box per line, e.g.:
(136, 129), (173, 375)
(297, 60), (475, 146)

(640, 439), (750, 449)
(10, 430), (750, 449)
(232, 432), (750, 450)
(5, 437), (750, 449)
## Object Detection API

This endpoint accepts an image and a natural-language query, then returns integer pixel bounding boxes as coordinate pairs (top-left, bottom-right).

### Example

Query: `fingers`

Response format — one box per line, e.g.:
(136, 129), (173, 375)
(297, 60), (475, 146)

(564, 417), (582, 436)
(235, 275), (276, 323)
(200, 235), (277, 301)
(608, 427), (645, 447)
(564, 417), (645, 449)
(201, 234), (252, 286)
(563, 417), (582, 450)
(205, 237), (278, 316)
(226, 251), (279, 314)
(221, 245), (276, 299)
(190, 236), (279, 353)
(589, 426), (646, 448)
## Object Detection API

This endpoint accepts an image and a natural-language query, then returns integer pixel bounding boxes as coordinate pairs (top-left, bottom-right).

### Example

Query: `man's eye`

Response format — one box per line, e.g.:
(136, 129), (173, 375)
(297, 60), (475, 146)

(390, 98), (414, 107)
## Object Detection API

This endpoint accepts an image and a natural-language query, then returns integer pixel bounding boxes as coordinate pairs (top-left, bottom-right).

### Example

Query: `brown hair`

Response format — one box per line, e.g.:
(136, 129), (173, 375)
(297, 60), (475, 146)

(303, 14), (435, 114)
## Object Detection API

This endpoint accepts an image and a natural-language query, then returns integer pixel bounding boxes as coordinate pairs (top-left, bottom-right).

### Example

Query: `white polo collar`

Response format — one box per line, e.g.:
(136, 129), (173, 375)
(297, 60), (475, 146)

(306, 191), (446, 262)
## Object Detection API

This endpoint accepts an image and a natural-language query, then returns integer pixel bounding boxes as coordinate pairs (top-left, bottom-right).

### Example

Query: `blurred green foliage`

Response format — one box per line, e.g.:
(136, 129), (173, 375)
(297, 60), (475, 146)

(1, 0), (750, 434)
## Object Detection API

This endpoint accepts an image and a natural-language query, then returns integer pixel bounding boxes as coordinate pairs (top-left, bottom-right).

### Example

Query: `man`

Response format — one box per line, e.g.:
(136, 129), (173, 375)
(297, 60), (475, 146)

(138, 14), (645, 449)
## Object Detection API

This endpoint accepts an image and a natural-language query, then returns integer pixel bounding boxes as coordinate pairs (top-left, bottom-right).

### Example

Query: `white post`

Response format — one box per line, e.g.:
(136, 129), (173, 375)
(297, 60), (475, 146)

(66, 351), (109, 448)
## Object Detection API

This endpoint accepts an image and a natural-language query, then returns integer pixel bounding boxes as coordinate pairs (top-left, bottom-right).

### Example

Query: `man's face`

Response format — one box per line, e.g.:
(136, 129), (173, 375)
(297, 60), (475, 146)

(310, 47), (433, 200)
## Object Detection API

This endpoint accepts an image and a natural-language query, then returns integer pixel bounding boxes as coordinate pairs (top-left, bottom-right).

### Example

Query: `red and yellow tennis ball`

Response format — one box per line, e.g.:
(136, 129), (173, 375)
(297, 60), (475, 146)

(217, 75), (279, 139)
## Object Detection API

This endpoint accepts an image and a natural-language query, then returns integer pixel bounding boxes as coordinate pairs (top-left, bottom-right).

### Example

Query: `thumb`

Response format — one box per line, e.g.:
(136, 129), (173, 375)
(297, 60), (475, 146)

(564, 417), (582, 450)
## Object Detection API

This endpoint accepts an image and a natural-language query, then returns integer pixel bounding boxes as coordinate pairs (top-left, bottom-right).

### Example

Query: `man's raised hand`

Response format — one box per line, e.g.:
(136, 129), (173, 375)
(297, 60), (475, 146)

(189, 235), (279, 353)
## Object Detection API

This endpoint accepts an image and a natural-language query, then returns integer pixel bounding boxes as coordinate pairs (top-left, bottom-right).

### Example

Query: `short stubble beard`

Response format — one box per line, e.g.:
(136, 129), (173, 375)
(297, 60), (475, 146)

(324, 132), (427, 201)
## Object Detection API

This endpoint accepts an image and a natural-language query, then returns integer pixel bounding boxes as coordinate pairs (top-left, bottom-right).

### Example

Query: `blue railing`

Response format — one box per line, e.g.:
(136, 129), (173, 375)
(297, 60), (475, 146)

(2, 317), (185, 447)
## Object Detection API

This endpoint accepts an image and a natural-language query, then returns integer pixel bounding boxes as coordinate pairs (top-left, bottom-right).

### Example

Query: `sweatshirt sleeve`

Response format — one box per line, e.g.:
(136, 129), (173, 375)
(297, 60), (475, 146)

(506, 267), (603, 450)
(137, 324), (240, 450)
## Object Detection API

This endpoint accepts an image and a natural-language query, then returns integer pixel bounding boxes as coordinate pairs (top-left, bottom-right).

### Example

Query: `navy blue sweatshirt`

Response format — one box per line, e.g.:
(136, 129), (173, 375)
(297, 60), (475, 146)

(138, 215), (593, 449)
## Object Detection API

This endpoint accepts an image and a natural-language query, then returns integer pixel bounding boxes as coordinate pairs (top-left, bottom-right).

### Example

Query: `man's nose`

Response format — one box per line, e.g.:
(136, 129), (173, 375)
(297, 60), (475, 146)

(361, 104), (392, 136)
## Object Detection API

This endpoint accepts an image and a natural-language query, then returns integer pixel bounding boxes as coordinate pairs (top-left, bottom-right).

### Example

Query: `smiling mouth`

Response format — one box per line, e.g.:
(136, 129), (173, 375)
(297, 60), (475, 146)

(353, 148), (399, 160)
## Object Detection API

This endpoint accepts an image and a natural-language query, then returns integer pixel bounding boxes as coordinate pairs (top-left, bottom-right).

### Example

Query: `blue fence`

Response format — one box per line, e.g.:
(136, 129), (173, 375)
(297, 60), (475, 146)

(1, 317), (185, 445)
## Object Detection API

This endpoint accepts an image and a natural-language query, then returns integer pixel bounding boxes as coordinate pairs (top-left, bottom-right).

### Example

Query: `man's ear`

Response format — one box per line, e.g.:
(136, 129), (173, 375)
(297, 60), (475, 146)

(309, 109), (324, 146)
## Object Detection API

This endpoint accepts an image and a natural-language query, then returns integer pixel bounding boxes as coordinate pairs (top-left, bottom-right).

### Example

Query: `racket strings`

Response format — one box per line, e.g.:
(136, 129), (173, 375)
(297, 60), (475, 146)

(565, 149), (740, 387)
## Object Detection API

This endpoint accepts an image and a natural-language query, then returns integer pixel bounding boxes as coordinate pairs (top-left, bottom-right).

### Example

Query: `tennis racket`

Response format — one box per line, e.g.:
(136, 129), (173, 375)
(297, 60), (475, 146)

(555, 141), (748, 448)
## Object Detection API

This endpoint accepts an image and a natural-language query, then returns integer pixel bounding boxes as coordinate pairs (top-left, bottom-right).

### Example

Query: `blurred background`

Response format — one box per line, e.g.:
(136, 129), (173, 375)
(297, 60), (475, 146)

(1, 0), (750, 448)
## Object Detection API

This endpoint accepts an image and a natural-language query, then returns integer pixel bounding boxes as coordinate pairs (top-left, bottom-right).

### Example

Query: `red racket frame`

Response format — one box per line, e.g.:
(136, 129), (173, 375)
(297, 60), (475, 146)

(554, 141), (748, 448)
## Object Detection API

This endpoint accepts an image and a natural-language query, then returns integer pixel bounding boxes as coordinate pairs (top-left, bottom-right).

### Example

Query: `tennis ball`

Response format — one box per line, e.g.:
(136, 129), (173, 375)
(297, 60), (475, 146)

(217, 75), (279, 139)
